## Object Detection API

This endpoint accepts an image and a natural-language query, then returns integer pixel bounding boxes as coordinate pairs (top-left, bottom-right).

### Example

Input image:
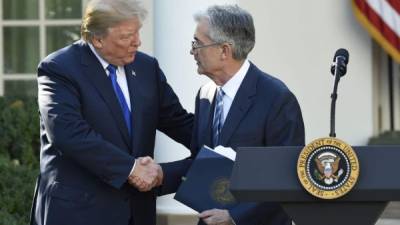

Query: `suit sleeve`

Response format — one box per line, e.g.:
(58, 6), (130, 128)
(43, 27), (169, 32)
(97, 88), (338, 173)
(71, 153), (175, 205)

(229, 88), (305, 224)
(152, 59), (195, 195)
(38, 60), (135, 189)
(158, 94), (200, 195)
(265, 88), (305, 146)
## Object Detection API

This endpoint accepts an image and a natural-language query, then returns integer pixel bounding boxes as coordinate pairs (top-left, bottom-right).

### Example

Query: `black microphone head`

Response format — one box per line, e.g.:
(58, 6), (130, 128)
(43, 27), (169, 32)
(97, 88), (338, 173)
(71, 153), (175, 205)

(331, 48), (349, 76)
(333, 48), (349, 65)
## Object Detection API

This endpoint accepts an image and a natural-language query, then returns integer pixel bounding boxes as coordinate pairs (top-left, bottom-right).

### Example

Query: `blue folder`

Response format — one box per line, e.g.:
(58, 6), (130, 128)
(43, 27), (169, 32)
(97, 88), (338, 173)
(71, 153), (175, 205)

(174, 146), (238, 212)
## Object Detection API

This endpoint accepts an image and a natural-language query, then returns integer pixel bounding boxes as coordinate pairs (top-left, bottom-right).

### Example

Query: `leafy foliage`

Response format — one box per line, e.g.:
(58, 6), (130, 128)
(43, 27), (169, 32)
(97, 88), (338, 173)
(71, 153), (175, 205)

(368, 131), (400, 145)
(0, 97), (39, 225)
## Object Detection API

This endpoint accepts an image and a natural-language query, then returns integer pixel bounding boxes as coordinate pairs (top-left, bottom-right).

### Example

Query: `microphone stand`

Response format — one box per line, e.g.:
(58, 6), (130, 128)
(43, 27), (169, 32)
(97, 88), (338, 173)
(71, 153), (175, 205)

(330, 59), (342, 138)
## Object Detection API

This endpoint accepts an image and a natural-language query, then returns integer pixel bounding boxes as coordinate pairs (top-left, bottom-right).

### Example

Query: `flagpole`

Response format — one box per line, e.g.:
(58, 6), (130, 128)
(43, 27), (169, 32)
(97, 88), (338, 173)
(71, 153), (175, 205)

(387, 54), (394, 131)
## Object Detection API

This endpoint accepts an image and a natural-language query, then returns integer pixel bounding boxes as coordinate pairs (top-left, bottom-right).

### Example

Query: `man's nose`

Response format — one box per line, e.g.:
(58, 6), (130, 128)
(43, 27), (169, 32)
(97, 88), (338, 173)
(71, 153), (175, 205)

(132, 34), (141, 47)
(190, 47), (197, 55)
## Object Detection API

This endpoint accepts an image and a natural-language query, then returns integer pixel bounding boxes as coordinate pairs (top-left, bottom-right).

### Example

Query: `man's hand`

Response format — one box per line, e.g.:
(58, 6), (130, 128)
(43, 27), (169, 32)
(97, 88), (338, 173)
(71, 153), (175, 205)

(199, 209), (234, 225)
(128, 156), (163, 191)
(155, 161), (163, 187)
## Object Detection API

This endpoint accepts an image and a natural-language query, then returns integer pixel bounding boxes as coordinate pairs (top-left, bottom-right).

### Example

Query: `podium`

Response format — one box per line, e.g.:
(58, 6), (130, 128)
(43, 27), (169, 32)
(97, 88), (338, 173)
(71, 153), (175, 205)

(230, 146), (400, 225)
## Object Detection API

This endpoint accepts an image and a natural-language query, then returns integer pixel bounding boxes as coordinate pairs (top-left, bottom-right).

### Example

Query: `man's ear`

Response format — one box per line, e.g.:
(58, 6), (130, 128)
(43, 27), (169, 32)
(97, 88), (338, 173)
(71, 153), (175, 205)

(91, 36), (103, 48)
(220, 43), (232, 60)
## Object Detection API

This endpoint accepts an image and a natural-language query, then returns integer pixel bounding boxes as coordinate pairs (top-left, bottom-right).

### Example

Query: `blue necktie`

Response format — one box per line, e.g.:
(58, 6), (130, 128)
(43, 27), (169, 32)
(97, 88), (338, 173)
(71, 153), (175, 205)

(107, 64), (132, 135)
(212, 88), (225, 147)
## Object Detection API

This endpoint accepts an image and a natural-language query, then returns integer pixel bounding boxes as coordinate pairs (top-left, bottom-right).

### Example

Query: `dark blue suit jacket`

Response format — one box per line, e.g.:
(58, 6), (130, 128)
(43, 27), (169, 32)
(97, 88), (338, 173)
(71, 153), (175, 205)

(30, 40), (193, 225)
(191, 63), (305, 225)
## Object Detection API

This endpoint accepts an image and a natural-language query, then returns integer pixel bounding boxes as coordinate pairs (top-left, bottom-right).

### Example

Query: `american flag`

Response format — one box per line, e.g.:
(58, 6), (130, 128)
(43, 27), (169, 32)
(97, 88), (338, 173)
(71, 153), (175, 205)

(352, 0), (400, 62)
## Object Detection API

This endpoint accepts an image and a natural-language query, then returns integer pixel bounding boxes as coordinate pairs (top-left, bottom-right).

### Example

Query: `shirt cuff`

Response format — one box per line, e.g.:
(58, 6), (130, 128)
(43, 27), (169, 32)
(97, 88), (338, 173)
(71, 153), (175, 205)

(129, 159), (136, 178)
(230, 215), (237, 225)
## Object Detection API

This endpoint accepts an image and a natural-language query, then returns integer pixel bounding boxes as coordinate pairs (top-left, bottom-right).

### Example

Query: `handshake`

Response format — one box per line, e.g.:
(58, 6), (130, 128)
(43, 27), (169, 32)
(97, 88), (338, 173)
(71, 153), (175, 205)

(128, 156), (163, 192)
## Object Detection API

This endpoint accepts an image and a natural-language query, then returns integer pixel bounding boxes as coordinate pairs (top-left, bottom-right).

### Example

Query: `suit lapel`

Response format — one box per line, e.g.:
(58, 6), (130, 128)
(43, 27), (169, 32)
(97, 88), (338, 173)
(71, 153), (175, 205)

(197, 82), (218, 148)
(124, 63), (140, 155)
(219, 63), (258, 146)
(80, 42), (131, 146)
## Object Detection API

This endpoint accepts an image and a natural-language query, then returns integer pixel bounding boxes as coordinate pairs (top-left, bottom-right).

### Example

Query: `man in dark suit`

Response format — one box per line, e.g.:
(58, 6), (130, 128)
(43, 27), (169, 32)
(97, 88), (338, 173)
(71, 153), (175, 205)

(189, 5), (305, 225)
(30, 0), (193, 225)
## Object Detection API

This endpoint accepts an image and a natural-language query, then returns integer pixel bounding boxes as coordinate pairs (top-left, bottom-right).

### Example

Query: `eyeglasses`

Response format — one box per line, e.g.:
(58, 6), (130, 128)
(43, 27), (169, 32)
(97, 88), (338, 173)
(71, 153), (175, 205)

(191, 40), (223, 51)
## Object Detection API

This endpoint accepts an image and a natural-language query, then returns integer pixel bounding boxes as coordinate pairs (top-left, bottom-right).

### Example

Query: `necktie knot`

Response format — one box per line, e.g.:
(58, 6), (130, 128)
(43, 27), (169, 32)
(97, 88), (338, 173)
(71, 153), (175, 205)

(216, 88), (225, 101)
(212, 87), (225, 147)
(107, 64), (117, 78)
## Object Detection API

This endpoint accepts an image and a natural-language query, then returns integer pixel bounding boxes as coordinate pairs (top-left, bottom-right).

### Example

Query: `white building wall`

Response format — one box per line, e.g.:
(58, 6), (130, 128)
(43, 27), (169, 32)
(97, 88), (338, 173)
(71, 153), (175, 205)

(139, 0), (154, 55)
(240, 0), (373, 145)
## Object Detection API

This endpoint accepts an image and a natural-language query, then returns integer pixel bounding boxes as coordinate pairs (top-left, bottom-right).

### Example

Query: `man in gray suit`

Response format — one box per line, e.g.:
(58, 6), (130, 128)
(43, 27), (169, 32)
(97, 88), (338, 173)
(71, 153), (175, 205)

(189, 5), (305, 225)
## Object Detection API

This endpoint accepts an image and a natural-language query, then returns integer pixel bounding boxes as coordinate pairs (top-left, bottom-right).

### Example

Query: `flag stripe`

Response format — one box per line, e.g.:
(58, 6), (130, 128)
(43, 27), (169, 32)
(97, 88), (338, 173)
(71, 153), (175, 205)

(386, 0), (400, 15)
(352, 0), (400, 62)
(366, 0), (400, 37)
(355, 0), (400, 49)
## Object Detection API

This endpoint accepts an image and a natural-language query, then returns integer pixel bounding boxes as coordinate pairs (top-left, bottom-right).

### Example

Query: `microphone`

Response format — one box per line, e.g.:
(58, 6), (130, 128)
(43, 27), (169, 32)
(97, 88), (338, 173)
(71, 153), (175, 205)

(329, 48), (349, 137)
(330, 48), (349, 77)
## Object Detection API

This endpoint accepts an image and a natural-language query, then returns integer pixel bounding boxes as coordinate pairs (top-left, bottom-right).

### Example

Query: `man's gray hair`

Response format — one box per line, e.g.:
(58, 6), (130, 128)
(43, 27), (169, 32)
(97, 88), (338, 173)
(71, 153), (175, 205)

(81, 0), (147, 42)
(194, 5), (255, 60)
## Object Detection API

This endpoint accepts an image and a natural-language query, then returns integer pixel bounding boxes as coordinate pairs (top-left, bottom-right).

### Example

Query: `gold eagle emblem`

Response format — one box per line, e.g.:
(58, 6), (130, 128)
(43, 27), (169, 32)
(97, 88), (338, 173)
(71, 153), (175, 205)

(210, 178), (236, 205)
(314, 152), (343, 185)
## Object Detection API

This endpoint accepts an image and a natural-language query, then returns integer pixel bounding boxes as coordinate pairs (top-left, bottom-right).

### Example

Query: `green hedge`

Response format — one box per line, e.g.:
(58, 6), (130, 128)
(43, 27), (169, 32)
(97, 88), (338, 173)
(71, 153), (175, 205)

(368, 130), (400, 145)
(0, 97), (39, 225)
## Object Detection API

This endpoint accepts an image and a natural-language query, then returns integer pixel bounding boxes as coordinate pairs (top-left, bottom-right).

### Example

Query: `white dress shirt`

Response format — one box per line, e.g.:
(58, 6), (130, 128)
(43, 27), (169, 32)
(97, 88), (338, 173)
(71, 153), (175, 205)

(216, 60), (250, 124)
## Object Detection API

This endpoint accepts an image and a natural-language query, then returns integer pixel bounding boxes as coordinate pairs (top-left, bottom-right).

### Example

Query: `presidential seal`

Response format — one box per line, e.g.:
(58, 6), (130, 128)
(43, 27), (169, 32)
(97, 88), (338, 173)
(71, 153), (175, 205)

(210, 178), (236, 205)
(297, 137), (360, 199)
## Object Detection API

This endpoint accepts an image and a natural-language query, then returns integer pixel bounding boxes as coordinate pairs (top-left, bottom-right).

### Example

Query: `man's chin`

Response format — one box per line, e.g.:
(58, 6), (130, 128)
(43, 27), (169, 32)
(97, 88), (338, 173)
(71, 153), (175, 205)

(124, 54), (136, 64)
(197, 67), (203, 75)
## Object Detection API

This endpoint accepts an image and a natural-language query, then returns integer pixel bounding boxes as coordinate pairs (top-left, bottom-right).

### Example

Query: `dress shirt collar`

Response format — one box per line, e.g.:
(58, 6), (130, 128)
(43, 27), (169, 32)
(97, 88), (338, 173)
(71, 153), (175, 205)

(220, 59), (250, 100)
(88, 43), (115, 75)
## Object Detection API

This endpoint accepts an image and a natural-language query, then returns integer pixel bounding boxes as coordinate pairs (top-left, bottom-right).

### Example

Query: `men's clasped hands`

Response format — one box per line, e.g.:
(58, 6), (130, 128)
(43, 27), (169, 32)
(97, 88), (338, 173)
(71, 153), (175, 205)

(128, 157), (163, 192)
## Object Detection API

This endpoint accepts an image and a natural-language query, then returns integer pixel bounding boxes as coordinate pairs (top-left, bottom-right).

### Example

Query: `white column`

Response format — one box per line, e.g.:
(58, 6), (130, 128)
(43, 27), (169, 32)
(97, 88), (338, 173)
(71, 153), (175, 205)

(140, 0), (154, 55)
(153, 0), (237, 215)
